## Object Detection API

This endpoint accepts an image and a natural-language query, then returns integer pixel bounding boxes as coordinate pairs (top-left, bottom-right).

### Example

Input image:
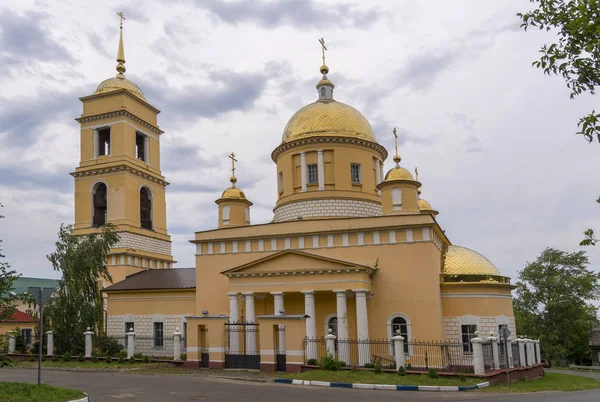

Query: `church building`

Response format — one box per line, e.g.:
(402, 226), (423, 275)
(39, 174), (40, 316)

(80, 20), (516, 368)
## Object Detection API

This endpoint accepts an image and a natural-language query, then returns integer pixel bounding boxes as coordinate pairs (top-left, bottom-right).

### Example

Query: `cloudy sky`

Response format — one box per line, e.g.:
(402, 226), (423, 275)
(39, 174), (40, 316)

(0, 0), (598, 281)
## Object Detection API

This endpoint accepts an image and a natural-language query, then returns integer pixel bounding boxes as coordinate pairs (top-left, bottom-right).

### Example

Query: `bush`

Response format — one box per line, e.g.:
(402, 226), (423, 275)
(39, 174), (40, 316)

(180, 353), (187, 361)
(78, 353), (84, 362)
(41, 355), (46, 362)
(52, 355), (59, 362)
(320, 354), (340, 371)
(307, 358), (318, 365)
(363, 363), (375, 368)
(62, 352), (72, 362)
(28, 354), (35, 362)
(116, 350), (127, 360)
(94, 336), (124, 357)
(134, 352), (143, 359)
(387, 362), (397, 370)
(459, 374), (466, 382)
(398, 366), (407, 376)
(91, 355), (98, 363)
(105, 355), (112, 364)
(0, 355), (14, 367)
(336, 360), (346, 368)
(374, 364), (382, 374)
(129, 356), (136, 364)
(427, 368), (439, 379)
(143, 355), (149, 363)
(406, 363), (412, 370)
(518, 375), (526, 382)
(118, 355), (125, 363)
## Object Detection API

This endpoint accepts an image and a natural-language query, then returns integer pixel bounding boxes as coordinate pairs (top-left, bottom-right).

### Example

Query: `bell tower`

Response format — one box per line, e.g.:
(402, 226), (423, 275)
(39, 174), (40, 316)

(71, 13), (174, 284)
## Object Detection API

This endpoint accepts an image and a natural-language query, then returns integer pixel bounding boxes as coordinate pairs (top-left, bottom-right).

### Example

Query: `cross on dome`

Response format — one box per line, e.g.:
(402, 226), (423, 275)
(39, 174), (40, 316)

(316, 37), (334, 101)
(228, 152), (238, 187)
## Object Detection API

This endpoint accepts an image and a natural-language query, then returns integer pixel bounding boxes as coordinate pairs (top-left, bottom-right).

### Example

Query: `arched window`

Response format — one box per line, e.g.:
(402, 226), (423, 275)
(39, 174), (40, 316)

(92, 183), (107, 227)
(392, 188), (402, 210)
(320, 87), (327, 98)
(387, 313), (412, 354)
(140, 187), (152, 230)
(222, 206), (230, 225)
(327, 316), (338, 337)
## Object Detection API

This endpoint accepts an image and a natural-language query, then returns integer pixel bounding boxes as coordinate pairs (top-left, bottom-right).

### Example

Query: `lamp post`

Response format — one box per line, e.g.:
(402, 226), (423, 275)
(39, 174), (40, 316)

(27, 287), (55, 387)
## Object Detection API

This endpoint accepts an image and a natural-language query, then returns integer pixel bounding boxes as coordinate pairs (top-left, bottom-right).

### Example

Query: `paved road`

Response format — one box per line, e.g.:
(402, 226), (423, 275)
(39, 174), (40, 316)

(2, 368), (600, 401)
(546, 369), (600, 380)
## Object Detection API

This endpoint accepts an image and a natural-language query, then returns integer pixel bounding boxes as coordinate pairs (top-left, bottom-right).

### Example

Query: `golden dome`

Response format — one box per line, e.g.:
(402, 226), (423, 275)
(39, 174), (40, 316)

(94, 77), (147, 101)
(419, 198), (433, 210)
(317, 78), (334, 88)
(221, 186), (247, 200)
(443, 246), (501, 276)
(384, 166), (414, 181)
(281, 101), (377, 144)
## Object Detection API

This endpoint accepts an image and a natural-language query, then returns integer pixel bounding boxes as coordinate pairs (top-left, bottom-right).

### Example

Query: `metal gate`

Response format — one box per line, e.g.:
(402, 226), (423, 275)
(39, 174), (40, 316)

(224, 318), (260, 369)
(275, 326), (286, 372)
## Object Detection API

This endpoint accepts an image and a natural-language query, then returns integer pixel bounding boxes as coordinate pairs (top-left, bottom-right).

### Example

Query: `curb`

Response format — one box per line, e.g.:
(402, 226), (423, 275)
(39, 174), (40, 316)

(274, 378), (490, 392)
(68, 393), (89, 402)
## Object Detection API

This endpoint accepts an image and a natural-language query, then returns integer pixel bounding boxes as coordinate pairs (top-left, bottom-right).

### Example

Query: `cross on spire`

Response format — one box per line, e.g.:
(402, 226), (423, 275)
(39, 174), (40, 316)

(117, 11), (126, 28)
(392, 127), (401, 165)
(415, 166), (419, 181)
(319, 38), (327, 66)
(115, 12), (126, 77)
(228, 153), (238, 186)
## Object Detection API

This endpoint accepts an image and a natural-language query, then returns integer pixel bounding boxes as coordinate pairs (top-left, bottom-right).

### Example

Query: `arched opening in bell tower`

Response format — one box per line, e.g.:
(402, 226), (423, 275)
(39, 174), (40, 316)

(140, 186), (153, 230)
(92, 182), (108, 227)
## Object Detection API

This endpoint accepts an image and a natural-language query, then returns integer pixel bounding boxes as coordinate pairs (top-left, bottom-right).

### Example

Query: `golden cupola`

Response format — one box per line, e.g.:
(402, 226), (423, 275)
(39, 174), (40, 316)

(94, 15), (147, 102)
(271, 38), (387, 223)
(377, 130), (420, 215)
(441, 245), (513, 286)
(216, 153), (253, 228)
(416, 171), (439, 216)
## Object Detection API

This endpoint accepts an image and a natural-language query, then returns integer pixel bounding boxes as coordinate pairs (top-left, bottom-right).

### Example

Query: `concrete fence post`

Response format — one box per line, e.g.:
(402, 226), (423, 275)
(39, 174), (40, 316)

(489, 331), (500, 370)
(84, 327), (93, 358)
(8, 333), (16, 354)
(535, 340), (542, 364)
(517, 337), (526, 367)
(173, 328), (182, 361)
(126, 327), (135, 359)
(46, 330), (54, 357)
(392, 330), (405, 369)
(471, 332), (485, 375)
(506, 337), (514, 368)
(528, 340), (535, 366)
(325, 329), (336, 358)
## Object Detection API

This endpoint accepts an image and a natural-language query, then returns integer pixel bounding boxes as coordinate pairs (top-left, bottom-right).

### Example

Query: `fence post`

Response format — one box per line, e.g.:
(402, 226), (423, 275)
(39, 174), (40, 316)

(173, 327), (182, 361)
(392, 330), (405, 369)
(127, 327), (135, 359)
(489, 331), (500, 370)
(325, 329), (336, 358)
(528, 339), (535, 366)
(535, 340), (541, 364)
(506, 336), (514, 368)
(84, 327), (93, 358)
(471, 332), (485, 375)
(46, 330), (54, 357)
(8, 333), (15, 354)
(517, 337), (526, 367)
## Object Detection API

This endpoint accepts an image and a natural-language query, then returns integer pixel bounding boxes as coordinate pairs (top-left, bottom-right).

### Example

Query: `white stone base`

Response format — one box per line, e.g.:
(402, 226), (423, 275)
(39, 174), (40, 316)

(113, 232), (171, 255)
(274, 199), (382, 222)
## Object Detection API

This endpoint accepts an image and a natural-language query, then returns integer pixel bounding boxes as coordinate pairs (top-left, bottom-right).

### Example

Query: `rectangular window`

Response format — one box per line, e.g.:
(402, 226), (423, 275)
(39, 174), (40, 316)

(461, 325), (477, 353)
(21, 329), (33, 347)
(97, 128), (110, 156)
(153, 322), (164, 347)
(278, 172), (283, 192)
(307, 164), (318, 184)
(135, 133), (146, 162)
(351, 163), (361, 184)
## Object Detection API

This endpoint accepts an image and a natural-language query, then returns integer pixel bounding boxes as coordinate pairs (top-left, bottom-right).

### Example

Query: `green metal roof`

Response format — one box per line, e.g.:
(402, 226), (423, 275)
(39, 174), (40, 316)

(10, 277), (59, 295)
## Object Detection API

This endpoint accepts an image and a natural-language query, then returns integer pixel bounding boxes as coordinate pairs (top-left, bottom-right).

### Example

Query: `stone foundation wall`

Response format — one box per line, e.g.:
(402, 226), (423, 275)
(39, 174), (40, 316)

(274, 199), (382, 222)
(443, 316), (517, 342)
(114, 232), (171, 256)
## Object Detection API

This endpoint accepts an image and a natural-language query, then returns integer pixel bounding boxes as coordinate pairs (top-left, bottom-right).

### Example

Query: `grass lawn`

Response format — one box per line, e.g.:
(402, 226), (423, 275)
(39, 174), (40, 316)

(278, 370), (480, 386)
(17, 360), (168, 370)
(0, 382), (84, 402)
(483, 372), (600, 392)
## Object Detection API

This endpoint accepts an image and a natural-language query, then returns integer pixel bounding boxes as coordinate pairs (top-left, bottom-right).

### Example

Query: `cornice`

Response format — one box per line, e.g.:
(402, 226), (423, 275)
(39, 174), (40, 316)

(271, 136), (388, 162)
(225, 267), (374, 278)
(70, 164), (170, 187)
(76, 110), (164, 135)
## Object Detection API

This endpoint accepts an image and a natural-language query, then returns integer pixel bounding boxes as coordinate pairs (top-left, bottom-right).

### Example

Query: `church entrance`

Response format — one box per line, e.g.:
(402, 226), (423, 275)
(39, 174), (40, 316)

(224, 318), (260, 369)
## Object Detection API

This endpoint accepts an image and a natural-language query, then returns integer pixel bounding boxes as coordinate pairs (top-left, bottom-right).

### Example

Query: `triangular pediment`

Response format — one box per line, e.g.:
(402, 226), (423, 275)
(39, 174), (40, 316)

(221, 250), (375, 276)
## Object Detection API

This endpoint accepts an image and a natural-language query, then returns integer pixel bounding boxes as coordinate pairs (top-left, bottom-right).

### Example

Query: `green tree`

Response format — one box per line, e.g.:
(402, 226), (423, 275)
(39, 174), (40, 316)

(514, 247), (600, 365)
(45, 223), (119, 354)
(518, 0), (600, 143)
(0, 203), (20, 322)
(579, 197), (600, 246)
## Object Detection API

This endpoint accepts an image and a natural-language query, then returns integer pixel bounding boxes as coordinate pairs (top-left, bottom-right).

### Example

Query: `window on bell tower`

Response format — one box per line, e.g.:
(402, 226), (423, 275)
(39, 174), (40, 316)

(136, 132), (147, 162)
(97, 128), (111, 156)
(140, 187), (152, 230)
(92, 183), (107, 227)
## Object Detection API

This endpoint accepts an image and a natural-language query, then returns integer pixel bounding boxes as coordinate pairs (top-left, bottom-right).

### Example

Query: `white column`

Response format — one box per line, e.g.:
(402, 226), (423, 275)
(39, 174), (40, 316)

(144, 136), (150, 164)
(490, 332), (500, 370)
(46, 330), (54, 357)
(535, 340), (542, 364)
(527, 340), (535, 366)
(354, 289), (370, 366)
(8, 333), (15, 354)
(228, 292), (240, 354)
(244, 293), (256, 354)
(93, 130), (99, 158)
(300, 152), (307, 192)
(126, 327), (135, 359)
(325, 329), (336, 357)
(379, 163), (384, 186)
(517, 338), (526, 367)
(334, 290), (350, 364)
(272, 292), (285, 354)
(302, 290), (317, 360)
(471, 333), (485, 375)
(317, 150), (325, 190)
(173, 328), (182, 361)
(84, 327), (93, 358)
(392, 332), (405, 369)
(375, 159), (382, 196)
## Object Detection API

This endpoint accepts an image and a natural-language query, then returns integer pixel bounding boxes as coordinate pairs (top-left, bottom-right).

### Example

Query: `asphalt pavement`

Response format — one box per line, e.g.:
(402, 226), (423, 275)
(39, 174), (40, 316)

(2, 368), (600, 402)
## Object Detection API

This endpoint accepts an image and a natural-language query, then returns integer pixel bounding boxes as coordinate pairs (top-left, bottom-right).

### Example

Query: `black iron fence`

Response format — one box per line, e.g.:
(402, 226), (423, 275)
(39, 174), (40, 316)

(498, 342), (507, 369)
(482, 341), (494, 371)
(303, 338), (475, 373)
(511, 342), (521, 367)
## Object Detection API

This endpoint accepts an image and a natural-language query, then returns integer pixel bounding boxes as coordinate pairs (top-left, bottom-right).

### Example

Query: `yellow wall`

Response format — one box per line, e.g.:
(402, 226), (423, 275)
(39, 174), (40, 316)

(440, 284), (514, 318)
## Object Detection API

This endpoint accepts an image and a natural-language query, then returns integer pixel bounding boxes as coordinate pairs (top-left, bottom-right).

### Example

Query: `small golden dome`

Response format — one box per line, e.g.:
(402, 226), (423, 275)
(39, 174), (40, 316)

(384, 166), (414, 181)
(282, 101), (377, 144)
(221, 186), (247, 200)
(95, 77), (147, 101)
(419, 198), (433, 210)
(444, 246), (501, 276)
(316, 78), (334, 88)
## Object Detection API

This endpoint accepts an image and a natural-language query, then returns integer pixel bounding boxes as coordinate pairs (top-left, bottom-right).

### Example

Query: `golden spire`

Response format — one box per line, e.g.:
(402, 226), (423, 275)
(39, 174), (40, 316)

(228, 152), (238, 187)
(116, 12), (126, 79)
(393, 127), (401, 165)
